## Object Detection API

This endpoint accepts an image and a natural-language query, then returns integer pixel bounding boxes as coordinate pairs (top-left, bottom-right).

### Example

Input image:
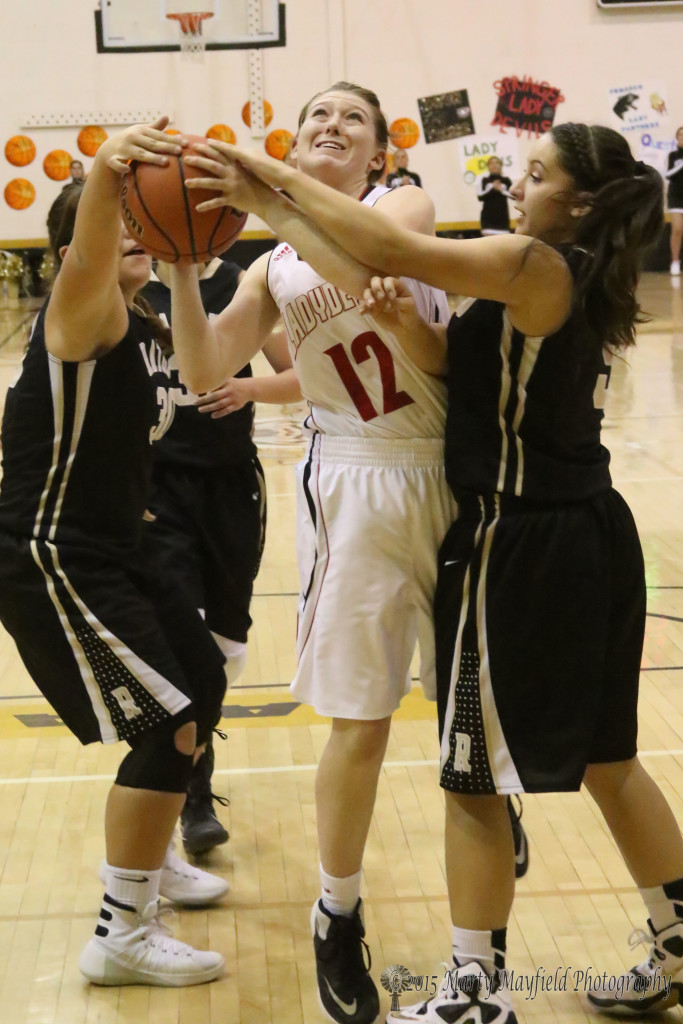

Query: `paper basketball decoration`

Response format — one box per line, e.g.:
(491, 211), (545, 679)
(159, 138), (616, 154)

(4, 178), (36, 209)
(43, 150), (73, 180)
(206, 124), (236, 143)
(265, 129), (293, 160)
(77, 125), (108, 156)
(5, 135), (36, 167)
(241, 100), (273, 128)
(389, 118), (420, 149)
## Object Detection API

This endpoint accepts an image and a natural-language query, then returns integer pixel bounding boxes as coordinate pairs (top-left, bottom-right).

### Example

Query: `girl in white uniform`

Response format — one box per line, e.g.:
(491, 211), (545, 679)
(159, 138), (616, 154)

(165, 83), (454, 1024)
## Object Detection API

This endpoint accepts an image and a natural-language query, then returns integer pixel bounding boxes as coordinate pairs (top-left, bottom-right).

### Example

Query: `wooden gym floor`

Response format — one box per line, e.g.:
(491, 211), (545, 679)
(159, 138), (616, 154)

(0, 274), (682, 1023)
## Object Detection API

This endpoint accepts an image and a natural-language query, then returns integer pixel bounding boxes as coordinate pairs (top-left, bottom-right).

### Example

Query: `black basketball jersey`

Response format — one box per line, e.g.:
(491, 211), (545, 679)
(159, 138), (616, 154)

(444, 251), (612, 503)
(140, 259), (256, 468)
(0, 302), (173, 558)
(667, 148), (683, 208)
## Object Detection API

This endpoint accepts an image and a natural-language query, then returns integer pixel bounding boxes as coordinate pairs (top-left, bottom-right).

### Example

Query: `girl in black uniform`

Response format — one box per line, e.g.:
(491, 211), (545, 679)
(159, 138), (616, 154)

(0, 120), (226, 987)
(141, 258), (299, 856)
(204, 125), (683, 1021)
(476, 156), (512, 235)
(666, 126), (683, 275)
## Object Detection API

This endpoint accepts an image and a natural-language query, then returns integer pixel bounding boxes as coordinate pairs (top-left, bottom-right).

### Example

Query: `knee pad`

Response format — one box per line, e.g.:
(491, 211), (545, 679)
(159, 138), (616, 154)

(116, 707), (196, 794)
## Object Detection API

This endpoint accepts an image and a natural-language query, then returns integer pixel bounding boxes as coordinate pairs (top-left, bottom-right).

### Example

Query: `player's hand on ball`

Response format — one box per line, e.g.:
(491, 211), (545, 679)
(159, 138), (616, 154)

(196, 377), (253, 417)
(204, 141), (292, 191)
(182, 143), (272, 216)
(102, 117), (186, 174)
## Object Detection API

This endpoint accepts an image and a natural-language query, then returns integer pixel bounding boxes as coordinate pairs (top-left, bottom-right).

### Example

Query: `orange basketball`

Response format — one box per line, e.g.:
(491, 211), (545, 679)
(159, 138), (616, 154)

(5, 135), (36, 167)
(77, 125), (108, 157)
(165, 128), (182, 136)
(241, 101), (273, 128)
(4, 178), (35, 210)
(120, 134), (248, 264)
(264, 129), (293, 161)
(389, 118), (420, 149)
(43, 150), (73, 181)
(206, 124), (236, 144)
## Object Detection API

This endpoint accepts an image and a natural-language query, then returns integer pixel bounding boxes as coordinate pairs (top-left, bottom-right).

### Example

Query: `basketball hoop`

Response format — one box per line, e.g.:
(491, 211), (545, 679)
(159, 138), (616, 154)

(166, 10), (214, 57)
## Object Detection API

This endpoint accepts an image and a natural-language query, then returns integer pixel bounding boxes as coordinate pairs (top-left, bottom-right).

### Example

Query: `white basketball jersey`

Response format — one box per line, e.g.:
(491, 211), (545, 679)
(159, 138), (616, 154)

(267, 186), (449, 439)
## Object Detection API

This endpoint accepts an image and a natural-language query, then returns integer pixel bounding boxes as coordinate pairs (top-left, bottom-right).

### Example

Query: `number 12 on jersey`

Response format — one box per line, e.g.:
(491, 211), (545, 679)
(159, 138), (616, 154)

(325, 331), (415, 422)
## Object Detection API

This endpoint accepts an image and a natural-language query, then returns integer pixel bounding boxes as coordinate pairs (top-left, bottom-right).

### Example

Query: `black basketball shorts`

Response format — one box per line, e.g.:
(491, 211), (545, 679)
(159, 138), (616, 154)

(143, 458), (267, 646)
(0, 533), (225, 745)
(435, 488), (645, 794)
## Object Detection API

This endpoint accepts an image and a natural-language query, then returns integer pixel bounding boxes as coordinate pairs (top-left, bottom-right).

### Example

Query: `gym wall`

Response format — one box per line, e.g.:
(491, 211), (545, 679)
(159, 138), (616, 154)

(1, 0), (681, 245)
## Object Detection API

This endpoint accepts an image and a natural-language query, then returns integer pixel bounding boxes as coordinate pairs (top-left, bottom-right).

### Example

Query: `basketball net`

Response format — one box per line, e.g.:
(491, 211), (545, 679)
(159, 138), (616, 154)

(166, 11), (214, 59)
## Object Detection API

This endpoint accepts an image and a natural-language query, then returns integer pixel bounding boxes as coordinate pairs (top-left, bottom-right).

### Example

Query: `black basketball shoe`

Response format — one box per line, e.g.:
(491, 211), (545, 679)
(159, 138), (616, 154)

(181, 736), (229, 856)
(506, 796), (529, 879)
(311, 898), (380, 1024)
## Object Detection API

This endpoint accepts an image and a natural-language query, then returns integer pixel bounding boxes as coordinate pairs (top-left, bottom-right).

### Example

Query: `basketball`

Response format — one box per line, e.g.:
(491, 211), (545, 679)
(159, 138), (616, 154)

(120, 134), (248, 263)
(4, 178), (35, 210)
(389, 117), (420, 149)
(5, 135), (36, 167)
(264, 129), (293, 160)
(206, 124), (236, 144)
(43, 150), (73, 180)
(241, 100), (273, 128)
(77, 125), (108, 157)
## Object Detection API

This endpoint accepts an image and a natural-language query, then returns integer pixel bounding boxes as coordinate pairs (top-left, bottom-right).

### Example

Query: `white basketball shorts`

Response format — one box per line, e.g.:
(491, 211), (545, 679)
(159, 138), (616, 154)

(291, 433), (458, 720)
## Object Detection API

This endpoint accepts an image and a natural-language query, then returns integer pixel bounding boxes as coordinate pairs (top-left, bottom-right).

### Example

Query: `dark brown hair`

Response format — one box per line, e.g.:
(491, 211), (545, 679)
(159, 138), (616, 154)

(297, 81), (388, 185)
(45, 181), (172, 351)
(551, 122), (664, 352)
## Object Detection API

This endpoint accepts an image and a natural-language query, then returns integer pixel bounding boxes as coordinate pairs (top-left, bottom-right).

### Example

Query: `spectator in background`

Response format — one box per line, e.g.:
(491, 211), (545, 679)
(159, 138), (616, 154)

(386, 148), (422, 188)
(69, 160), (86, 182)
(666, 126), (683, 276)
(477, 155), (512, 236)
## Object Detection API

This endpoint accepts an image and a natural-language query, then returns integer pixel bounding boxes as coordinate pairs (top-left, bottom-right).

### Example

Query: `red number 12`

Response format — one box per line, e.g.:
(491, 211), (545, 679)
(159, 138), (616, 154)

(325, 332), (414, 422)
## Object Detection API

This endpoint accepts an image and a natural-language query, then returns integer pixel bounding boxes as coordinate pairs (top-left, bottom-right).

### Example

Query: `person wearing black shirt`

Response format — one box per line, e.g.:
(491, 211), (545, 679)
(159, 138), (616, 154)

(477, 156), (512, 235)
(386, 148), (422, 188)
(666, 126), (683, 275)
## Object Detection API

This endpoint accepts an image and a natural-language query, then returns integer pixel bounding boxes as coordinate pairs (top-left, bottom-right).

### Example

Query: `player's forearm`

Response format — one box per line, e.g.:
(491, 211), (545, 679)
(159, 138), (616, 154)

(271, 170), (408, 279)
(391, 317), (447, 377)
(260, 189), (378, 298)
(248, 368), (302, 405)
(168, 265), (227, 392)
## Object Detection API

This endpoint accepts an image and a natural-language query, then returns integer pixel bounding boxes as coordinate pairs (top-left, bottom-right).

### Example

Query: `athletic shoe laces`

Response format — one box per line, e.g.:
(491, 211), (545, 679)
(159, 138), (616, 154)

(320, 912), (372, 977)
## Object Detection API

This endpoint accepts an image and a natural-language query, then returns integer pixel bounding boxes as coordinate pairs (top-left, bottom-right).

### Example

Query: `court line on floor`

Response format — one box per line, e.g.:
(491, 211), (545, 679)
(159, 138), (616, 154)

(0, 748), (680, 786)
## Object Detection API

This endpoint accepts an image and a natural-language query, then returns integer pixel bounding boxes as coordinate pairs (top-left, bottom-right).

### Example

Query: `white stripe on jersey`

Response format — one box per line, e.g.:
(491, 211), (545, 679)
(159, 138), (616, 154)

(495, 317), (514, 492)
(30, 358), (192, 742)
(30, 538), (117, 743)
(511, 332), (543, 497)
(475, 499), (522, 791)
(268, 185), (449, 439)
(48, 358), (96, 541)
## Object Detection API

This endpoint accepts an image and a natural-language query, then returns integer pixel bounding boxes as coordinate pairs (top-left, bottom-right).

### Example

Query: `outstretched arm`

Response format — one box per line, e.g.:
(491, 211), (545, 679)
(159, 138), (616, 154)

(182, 143), (389, 298)
(47, 118), (183, 361)
(202, 146), (572, 337)
(168, 252), (281, 394)
(196, 326), (301, 417)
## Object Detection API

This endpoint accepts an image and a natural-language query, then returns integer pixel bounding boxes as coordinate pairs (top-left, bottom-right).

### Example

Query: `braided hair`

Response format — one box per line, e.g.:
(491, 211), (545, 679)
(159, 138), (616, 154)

(551, 122), (663, 352)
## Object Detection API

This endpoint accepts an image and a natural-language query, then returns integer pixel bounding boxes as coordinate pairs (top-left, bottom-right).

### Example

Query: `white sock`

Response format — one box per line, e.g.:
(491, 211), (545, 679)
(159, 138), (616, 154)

(104, 864), (161, 912)
(451, 925), (506, 974)
(320, 864), (362, 917)
(640, 881), (683, 934)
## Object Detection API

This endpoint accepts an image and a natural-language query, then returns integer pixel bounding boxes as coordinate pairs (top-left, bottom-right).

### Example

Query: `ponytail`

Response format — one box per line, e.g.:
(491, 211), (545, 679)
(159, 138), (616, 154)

(551, 123), (664, 352)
